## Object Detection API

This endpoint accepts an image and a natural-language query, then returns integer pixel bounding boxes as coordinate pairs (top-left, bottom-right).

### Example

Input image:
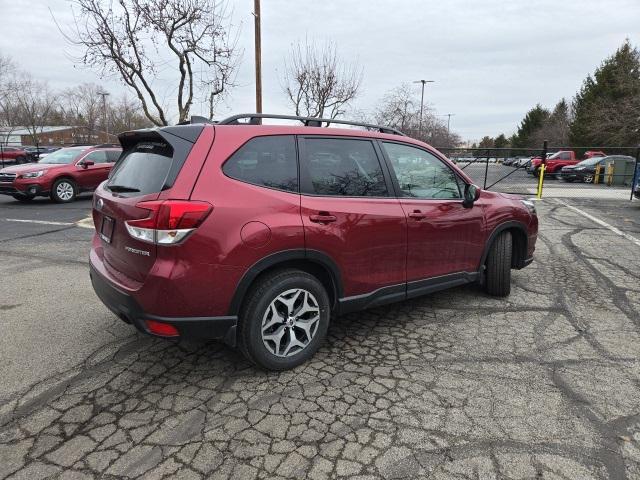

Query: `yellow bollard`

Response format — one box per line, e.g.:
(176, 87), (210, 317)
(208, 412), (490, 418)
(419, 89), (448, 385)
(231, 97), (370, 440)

(594, 164), (601, 184)
(606, 164), (614, 186)
(537, 164), (546, 199)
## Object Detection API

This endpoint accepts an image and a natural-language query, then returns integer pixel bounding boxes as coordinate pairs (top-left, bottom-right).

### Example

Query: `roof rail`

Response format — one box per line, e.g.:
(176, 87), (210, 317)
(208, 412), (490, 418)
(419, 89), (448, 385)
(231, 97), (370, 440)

(216, 113), (405, 136)
(94, 143), (121, 148)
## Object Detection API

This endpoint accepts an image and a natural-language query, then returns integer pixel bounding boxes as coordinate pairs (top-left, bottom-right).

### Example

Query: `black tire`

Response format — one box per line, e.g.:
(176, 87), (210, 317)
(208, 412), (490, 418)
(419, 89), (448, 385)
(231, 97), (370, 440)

(16, 155), (26, 164)
(51, 178), (77, 203)
(532, 168), (540, 178)
(238, 269), (331, 371)
(484, 231), (512, 297)
(12, 194), (34, 202)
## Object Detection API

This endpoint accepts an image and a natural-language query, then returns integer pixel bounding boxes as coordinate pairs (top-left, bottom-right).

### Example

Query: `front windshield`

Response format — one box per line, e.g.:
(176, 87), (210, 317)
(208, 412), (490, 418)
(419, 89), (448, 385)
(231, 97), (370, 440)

(38, 148), (86, 164)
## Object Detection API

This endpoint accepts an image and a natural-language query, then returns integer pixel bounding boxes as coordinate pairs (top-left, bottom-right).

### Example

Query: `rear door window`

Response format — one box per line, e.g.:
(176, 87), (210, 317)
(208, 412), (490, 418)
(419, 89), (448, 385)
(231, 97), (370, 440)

(106, 150), (121, 162)
(107, 141), (174, 195)
(84, 151), (109, 164)
(300, 138), (388, 197)
(222, 135), (298, 192)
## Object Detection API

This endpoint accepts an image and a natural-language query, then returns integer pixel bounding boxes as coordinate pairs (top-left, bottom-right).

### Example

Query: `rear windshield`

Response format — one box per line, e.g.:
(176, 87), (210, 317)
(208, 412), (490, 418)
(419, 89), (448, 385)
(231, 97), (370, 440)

(107, 141), (173, 195)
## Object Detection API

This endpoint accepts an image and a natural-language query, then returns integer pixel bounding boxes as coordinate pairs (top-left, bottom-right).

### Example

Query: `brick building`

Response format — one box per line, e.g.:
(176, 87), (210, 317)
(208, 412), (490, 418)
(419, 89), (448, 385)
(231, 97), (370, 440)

(0, 126), (117, 146)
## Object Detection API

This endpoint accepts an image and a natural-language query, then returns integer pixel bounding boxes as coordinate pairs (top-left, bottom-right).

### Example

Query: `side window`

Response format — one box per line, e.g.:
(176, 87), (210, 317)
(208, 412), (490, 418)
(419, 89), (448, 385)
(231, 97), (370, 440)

(301, 138), (388, 197)
(382, 142), (462, 199)
(559, 152), (571, 160)
(223, 135), (298, 192)
(106, 150), (121, 163)
(84, 151), (108, 164)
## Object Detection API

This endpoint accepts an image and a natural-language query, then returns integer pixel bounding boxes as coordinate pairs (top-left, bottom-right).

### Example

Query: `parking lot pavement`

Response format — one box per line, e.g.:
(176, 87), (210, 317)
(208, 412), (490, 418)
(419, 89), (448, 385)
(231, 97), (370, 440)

(1, 196), (640, 479)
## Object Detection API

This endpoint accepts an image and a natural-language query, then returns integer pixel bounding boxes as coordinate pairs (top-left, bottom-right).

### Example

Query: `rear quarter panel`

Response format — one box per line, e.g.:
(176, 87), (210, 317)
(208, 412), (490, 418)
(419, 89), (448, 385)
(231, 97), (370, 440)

(187, 128), (305, 316)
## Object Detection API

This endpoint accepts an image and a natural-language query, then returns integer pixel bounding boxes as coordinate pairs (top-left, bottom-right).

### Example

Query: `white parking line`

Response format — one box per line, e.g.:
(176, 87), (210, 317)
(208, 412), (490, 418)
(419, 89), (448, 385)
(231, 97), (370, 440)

(3, 218), (74, 226)
(557, 200), (640, 248)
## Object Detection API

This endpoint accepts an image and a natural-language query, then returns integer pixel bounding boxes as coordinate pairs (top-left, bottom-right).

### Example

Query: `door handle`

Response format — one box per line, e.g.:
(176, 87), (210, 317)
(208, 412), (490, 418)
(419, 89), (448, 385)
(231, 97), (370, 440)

(309, 212), (337, 224)
(408, 210), (426, 220)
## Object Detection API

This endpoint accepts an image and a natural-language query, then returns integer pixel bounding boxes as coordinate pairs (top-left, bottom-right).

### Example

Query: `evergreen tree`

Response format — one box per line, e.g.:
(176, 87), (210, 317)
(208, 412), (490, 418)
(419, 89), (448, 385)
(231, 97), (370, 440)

(512, 104), (550, 148)
(493, 133), (509, 149)
(570, 40), (640, 146)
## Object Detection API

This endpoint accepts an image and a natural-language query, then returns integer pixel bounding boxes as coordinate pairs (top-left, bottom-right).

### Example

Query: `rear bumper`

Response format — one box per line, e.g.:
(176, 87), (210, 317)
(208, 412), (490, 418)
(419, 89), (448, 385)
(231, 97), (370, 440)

(90, 264), (238, 345)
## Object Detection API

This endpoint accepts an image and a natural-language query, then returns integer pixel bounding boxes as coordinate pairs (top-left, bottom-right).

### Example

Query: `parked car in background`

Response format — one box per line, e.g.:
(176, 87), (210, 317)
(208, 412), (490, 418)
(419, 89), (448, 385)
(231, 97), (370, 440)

(0, 146), (29, 164)
(514, 157), (532, 168)
(502, 157), (515, 166)
(0, 144), (121, 202)
(559, 155), (634, 183)
(89, 113), (538, 370)
(23, 146), (60, 161)
(529, 150), (606, 177)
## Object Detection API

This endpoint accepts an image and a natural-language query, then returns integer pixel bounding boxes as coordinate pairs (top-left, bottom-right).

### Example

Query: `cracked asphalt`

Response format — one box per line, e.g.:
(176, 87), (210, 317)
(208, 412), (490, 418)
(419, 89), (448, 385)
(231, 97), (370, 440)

(1, 194), (640, 479)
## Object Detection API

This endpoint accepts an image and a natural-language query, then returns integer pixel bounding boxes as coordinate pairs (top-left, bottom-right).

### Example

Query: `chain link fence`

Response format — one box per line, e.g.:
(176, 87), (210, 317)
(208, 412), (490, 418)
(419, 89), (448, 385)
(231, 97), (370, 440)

(437, 144), (640, 201)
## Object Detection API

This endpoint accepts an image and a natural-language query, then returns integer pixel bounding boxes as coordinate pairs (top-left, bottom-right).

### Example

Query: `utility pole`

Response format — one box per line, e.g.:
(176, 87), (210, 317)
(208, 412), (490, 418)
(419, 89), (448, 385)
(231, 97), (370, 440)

(253, 0), (262, 114)
(97, 91), (110, 143)
(443, 113), (455, 135)
(413, 79), (434, 138)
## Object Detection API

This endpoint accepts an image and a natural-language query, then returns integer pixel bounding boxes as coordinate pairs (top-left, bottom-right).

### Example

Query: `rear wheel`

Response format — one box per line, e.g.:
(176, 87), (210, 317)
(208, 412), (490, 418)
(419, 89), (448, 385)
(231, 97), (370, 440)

(584, 174), (594, 183)
(16, 155), (26, 164)
(238, 269), (330, 370)
(484, 231), (512, 297)
(51, 178), (77, 203)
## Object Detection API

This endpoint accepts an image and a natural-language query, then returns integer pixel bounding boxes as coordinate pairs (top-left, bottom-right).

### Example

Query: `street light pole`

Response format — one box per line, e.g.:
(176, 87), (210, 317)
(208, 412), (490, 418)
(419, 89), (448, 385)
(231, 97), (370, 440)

(413, 79), (434, 138)
(97, 91), (110, 143)
(253, 0), (262, 114)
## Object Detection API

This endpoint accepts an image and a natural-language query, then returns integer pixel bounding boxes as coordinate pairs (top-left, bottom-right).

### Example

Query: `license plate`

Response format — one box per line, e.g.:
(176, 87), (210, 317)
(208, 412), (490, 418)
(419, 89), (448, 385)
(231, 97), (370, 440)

(100, 216), (115, 243)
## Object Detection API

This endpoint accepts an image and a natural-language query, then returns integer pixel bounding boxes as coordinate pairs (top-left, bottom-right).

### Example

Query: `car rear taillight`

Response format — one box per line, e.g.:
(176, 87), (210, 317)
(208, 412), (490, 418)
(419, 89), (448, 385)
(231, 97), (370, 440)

(125, 200), (212, 245)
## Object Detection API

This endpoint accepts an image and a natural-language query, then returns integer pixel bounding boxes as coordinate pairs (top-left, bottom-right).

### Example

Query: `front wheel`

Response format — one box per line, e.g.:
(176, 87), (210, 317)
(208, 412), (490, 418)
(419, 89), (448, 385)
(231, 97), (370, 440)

(484, 231), (512, 297)
(51, 178), (77, 203)
(584, 174), (594, 184)
(238, 269), (330, 370)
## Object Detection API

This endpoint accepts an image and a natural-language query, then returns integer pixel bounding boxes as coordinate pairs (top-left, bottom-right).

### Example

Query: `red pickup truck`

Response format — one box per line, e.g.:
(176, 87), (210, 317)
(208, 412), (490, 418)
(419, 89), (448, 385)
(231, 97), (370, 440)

(529, 150), (606, 177)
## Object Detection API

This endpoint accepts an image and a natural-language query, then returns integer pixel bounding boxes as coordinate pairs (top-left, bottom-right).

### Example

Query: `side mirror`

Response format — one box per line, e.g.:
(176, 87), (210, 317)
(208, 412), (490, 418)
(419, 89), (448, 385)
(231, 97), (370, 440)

(463, 183), (481, 208)
(80, 160), (95, 168)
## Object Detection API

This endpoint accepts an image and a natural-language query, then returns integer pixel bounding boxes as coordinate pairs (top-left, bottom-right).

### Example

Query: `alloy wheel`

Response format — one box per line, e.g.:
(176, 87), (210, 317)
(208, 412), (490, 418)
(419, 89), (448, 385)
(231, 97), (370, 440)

(261, 288), (320, 357)
(56, 182), (74, 201)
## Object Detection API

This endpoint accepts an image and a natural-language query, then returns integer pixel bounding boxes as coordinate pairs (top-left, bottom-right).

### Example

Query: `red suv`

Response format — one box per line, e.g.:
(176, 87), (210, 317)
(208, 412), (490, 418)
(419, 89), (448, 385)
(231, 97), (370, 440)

(0, 145), (121, 202)
(0, 146), (29, 164)
(90, 114), (538, 370)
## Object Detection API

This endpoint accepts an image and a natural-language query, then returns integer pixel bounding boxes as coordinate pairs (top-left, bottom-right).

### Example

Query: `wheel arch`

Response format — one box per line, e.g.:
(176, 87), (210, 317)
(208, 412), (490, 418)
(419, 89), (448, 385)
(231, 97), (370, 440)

(227, 249), (343, 316)
(479, 221), (529, 274)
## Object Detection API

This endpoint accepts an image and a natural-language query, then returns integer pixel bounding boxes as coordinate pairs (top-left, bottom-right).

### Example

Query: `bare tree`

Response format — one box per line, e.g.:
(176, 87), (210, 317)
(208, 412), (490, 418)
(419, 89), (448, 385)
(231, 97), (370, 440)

(65, 0), (239, 125)
(0, 53), (20, 142)
(283, 39), (362, 119)
(373, 84), (461, 147)
(110, 93), (154, 132)
(11, 74), (59, 146)
(61, 83), (104, 140)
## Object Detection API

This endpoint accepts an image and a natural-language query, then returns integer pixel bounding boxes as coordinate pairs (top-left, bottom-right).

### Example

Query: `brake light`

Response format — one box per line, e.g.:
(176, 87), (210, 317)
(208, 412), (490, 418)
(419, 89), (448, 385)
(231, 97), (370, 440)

(125, 200), (212, 245)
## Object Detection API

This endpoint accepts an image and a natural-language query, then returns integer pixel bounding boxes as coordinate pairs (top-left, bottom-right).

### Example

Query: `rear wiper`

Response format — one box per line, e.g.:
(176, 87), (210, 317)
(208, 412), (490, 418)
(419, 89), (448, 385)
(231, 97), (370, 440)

(108, 185), (140, 192)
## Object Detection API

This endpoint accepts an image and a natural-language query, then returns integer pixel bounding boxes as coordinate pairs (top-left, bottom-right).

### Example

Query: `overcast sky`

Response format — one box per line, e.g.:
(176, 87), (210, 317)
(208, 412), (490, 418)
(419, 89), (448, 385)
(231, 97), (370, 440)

(1, 0), (639, 141)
